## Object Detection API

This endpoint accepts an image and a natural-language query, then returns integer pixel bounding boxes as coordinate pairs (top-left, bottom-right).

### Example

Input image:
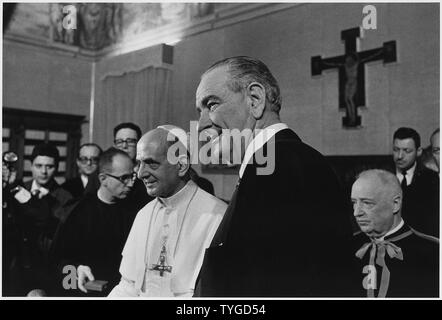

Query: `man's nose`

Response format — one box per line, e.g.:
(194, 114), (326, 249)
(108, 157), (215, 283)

(397, 150), (404, 159)
(353, 202), (363, 217)
(137, 162), (148, 179)
(198, 109), (212, 133)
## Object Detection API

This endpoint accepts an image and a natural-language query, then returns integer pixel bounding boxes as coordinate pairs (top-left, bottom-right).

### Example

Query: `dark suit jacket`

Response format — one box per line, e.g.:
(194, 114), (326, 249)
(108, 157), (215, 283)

(197, 128), (355, 297)
(389, 163), (439, 237)
(62, 177), (85, 199)
(21, 179), (73, 233)
(18, 180), (72, 267)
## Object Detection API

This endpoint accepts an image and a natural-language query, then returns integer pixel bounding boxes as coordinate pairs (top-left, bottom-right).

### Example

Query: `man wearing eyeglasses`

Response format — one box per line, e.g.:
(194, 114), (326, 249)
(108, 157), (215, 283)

(113, 122), (154, 212)
(113, 122), (141, 161)
(62, 143), (102, 198)
(53, 148), (140, 296)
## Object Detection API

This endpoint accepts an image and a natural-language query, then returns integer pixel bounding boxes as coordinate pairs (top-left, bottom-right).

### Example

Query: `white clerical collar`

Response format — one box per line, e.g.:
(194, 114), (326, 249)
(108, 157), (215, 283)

(376, 219), (404, 241)
(396, 162), (416, 186)
(239, 123), (289, 179)
(80, 174), (89, 188)
(158, 180), (197, 209)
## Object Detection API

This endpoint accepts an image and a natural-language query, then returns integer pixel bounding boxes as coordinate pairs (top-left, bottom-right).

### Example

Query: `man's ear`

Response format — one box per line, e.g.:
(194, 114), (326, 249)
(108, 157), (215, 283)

(98, 173), (107, 185)
(417, 147), (423, 157)
(392, 194), (402, 214)
(246, 82), (266, 120)
(177, 155), (190, 178)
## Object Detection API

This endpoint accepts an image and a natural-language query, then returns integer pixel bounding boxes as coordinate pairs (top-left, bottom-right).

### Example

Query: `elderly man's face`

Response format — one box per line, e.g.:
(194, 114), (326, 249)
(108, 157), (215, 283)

(393, 138), (421, 171)
(431, 132), (440, 170)
(136, 137), (182, 198)
(196, 66), (254, 162)
(31, 156), (56, 187)
(351, 176), (396, 238)
(77, 146), (100, 176)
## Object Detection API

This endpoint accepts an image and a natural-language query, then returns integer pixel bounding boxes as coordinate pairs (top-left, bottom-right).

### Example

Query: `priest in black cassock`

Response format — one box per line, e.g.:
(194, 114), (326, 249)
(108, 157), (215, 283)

(52, 148), (139, 296)
(195, 56), (354, 297)
(351, 169), (438, 298)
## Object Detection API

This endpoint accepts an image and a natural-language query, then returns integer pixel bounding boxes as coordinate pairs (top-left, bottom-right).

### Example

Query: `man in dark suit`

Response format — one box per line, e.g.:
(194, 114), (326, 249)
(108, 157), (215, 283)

(62, 143), (102, 198)
(392, 127), (439, 237)
(195, 56), (354, 297)
(14, 143), (72, 295)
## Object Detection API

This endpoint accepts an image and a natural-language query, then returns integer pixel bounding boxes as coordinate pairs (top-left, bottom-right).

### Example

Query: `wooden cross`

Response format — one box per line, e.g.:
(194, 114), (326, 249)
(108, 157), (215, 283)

(311, 27), (397, 128)
(150, 245), (172, 277)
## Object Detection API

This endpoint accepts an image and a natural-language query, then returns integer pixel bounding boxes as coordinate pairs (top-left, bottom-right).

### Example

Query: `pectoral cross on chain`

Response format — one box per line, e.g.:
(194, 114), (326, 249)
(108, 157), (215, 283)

(150, 245), (172, 277)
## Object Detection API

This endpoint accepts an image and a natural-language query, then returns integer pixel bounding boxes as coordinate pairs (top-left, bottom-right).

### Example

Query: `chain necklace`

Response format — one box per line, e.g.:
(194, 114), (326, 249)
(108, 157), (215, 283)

(149, 185), (198, 277)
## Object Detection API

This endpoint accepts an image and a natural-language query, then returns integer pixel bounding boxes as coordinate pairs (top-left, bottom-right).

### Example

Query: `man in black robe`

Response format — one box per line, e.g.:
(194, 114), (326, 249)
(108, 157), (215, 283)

(195, 56), (354, 297)
(53, 148), (138, 296)
(351, 169), (438, 297)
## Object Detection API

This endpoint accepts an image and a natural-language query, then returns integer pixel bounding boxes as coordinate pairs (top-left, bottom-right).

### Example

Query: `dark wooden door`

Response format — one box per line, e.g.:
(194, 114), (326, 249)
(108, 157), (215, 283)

(2, 107), (85, 184)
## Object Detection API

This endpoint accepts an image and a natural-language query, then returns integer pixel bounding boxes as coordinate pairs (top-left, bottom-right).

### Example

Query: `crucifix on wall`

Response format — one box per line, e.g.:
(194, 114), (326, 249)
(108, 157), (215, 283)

(311, 27), (397, 128)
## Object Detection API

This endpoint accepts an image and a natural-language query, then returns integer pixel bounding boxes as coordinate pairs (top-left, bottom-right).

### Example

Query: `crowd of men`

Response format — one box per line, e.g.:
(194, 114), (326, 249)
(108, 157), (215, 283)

(2, 56), (439, 298)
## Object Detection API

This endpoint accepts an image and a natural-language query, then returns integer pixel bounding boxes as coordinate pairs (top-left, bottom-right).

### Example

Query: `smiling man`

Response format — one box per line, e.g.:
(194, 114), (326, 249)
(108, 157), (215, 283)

(352, 169), (438, 297)
(109, 126), (226, 297)
(195, 56), (353, 297)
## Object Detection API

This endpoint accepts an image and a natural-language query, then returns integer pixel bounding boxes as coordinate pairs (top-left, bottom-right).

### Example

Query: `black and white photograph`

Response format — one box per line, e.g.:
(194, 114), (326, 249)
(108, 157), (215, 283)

(1, 1), (440, 303)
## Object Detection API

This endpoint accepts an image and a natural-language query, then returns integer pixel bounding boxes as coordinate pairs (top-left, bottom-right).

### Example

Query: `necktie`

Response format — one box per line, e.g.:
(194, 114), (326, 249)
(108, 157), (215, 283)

(31, 189), (41, 198)
(400, 170), (408, 190)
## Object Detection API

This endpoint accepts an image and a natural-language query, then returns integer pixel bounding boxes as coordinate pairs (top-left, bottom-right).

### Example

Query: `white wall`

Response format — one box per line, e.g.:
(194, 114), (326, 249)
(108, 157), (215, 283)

(3, 40), (93, 142)
(170, 3), (439, 199)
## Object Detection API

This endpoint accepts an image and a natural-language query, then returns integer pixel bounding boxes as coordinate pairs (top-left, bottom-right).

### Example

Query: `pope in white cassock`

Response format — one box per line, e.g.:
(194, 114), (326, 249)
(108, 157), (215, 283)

(109, 126), (226, 297)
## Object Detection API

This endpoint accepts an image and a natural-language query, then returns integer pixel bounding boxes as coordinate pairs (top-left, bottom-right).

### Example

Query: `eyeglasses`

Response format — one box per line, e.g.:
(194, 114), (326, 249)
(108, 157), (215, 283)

(78, 157), (99, 165)
(114, 138), (137, 147)
(105, 172), (137, 185)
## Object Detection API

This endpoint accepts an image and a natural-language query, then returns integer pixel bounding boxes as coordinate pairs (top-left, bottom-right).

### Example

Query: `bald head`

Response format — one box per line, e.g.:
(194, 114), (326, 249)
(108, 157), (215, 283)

(138, 128), (170, 159)
(351, 169), (403, 238)
(357, 169), (402, 200)
(138, 127), (188, 159)
(136, 127), (190, 198)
